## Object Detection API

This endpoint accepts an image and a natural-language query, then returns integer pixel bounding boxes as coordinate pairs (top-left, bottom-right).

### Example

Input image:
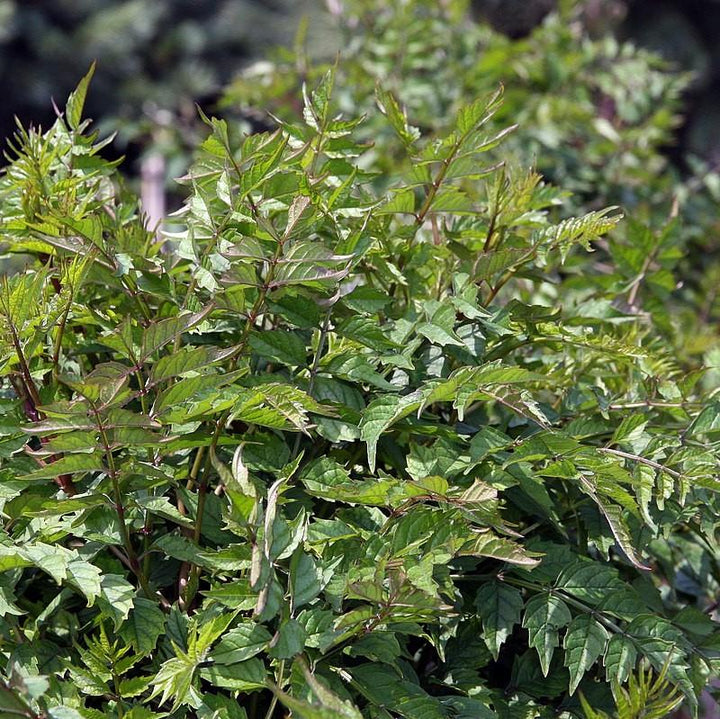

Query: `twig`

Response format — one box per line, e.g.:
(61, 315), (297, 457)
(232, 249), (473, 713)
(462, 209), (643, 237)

(598, 447), (682, 479)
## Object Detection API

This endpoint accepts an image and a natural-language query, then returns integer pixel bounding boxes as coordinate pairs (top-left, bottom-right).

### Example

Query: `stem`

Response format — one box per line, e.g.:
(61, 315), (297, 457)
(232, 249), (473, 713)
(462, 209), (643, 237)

(7, 362), (77, 496)
(185, 446), (206, 491)
(184, 421), (224, 608)
(481, 173), (506, 253)
(598, 447), (682, 479)
(0, 707), (36, 718)
(626, 242), (659, 309)
(193, 438), (218, 544)
(94, 404), (152, 597)
(6, 320), (41, 410)
(51, 297), (73, 379)
(292, 307), (332, 458)
(607, 401), (696, 410)
(263, 660), (286, 719)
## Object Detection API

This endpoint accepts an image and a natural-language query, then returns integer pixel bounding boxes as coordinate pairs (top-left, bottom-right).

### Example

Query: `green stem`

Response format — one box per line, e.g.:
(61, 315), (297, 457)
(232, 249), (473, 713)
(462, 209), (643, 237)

(263, 660), (286, 719)
(51, 297), (73, 379)
(598, 447), (682, 479)
(94, 404), (152, 598)
(292, 307), (332, 458)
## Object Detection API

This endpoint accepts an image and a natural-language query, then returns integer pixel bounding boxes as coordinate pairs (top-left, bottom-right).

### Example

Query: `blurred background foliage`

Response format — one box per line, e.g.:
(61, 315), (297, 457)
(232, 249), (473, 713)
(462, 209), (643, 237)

(1, 0), (720, 178)
(0, 0), (338, 179)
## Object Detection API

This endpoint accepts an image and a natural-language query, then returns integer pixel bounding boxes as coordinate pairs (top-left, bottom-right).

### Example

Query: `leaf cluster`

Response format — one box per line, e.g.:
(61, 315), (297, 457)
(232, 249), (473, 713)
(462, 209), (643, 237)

(0, 27), (718, 719)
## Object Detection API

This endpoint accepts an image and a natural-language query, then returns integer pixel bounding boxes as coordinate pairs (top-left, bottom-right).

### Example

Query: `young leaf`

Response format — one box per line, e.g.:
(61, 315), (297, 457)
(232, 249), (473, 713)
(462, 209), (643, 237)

(66, 62), (96, 130)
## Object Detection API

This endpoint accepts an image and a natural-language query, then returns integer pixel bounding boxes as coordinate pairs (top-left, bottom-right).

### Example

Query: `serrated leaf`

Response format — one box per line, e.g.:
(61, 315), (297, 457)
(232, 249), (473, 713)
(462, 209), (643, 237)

(360, 392), (422, 472)
(21, 543), (72, 584)
(376, 88), (420, 149)
(66, 555), (102, 605)
(290, 550), (323, 611)
(523, 593), (573, 676)
(556, 561), (626, 606)
(612, 414), (648, 445)
(336, 317), (399, 352)
(576, 474), (649, 570)
(351, 663), (445, 719)
(210, 623), (272, 665)
(604, 633), (637, 685)
(475, 582), (523, 659)
(199, 657), (266, 691)
(379, 187), (416, 215)
(203, 579), (258, 610)
(459, 530), (541, 567)
(119, 597), (166, 654)
(150, 345), (235, 383)
(268, 618), (306, 659)
(273, 661), (363, 719)
(285, 195), (312, 239)
(249, 330), (307, 366)
(563, 615), (609, 694)
(97, 574), (135, 630)
(66, 62), (95, 130)
(473, 249), (528, 282)
(150, 653), (196, 710)
(141, 306), (213, 359)
(22, 453), (105, 481)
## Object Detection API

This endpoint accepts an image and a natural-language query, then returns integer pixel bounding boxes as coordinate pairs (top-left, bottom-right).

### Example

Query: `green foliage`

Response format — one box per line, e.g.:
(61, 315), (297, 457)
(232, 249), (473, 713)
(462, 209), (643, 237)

(225, 0), (720, 359)
(580, 660), (685, 719)
(0, 18), (719, 719)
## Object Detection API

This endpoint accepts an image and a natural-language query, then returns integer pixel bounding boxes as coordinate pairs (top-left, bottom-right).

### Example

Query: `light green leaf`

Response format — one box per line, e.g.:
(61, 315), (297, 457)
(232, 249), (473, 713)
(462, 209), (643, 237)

(360, 392), (423, 472)
(604, 633), (637, 685)
(459, 530), (541, 567)
(203, 579), (259, 610)
(376, 88), (420, 149)
(66, 555), (102, 605)
(199, 657), (266, 691)
(66, 62), (95, 130)
(22, 453), (105, 481)
(21, 543), (72, 584)
(576, 474), (649, 570)
(150, 345), (235, 383)
(210, 623), (272, 665)
(97, 574), (135, 630)
(273, 660), (364, 718)
(612, 414), (648, 445)
(141, 306), (213, 359)
(150, 653), (196, 710)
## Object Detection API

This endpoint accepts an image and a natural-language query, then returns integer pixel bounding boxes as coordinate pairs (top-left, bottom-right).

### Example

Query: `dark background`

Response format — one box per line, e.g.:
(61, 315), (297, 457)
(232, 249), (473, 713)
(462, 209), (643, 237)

(1, 0), (719, 171)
